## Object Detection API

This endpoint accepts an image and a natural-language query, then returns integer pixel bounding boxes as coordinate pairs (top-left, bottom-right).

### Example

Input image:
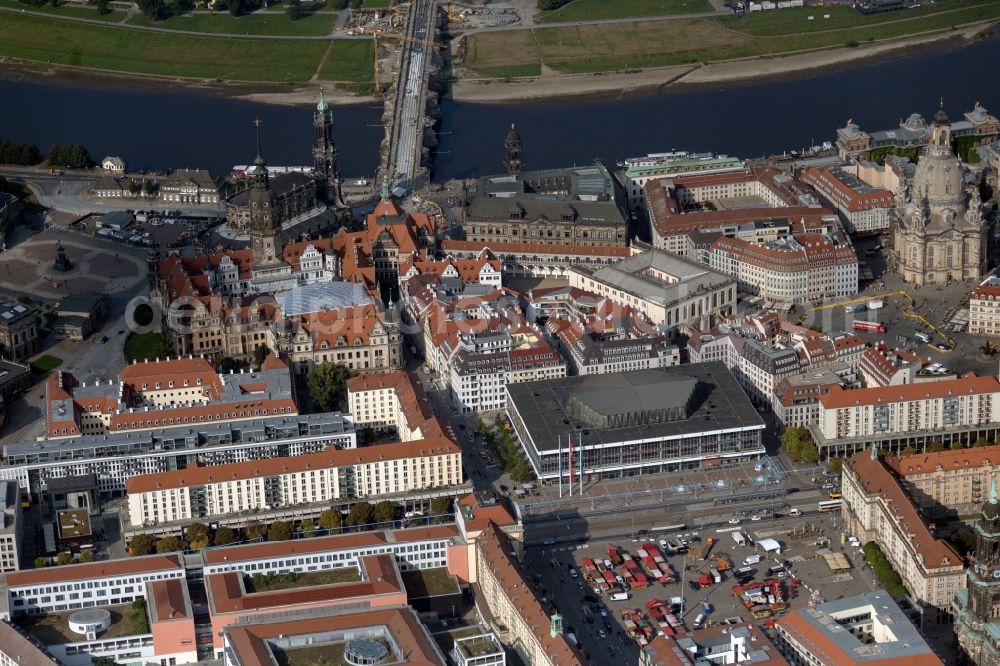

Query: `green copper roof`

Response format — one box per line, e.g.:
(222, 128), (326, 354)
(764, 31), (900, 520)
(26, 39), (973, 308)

(317, 88), (327, 113)
(380, 175), (390, 203)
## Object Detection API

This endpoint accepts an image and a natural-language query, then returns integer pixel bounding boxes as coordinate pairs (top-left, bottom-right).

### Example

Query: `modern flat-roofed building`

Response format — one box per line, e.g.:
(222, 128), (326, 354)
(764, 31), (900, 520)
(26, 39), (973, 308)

(2, 554), (185, 616)
(506, 362), (764, 480)
(620, 151), (745, 212)
(568, 245), (736, 330)
(220, 606), (448, 666)
(842, 449), (965, 621)
(773, 591), (943, 665)
(3, 410), (356, 500)
(812, 374), (1000, 458)
(0, 481), (22, 572)
(124, 437), (463, 527)
(640, 623), (787, 666)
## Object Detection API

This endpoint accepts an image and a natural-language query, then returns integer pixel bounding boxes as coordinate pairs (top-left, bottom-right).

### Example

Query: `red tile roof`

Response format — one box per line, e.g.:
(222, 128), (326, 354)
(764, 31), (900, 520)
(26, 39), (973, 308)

(125, 436), (459, 494)
(5, 555), (182, 587)
(820, 374), (1000, 409)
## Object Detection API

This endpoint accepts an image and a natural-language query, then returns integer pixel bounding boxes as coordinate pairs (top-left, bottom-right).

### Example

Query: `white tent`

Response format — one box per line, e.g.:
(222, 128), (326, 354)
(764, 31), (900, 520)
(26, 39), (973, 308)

(757, 537), (781, 554)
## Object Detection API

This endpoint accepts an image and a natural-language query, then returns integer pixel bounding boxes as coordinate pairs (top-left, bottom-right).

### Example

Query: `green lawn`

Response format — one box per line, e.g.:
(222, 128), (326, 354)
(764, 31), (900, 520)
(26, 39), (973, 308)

(718, 0), (998, 35)
(316, 38), (375, 82)
(400, 567), (459, 598)
(0, 0), (126, 22)
(361, 0), (394, 7)
(30, 355), (63, 374)
(124, 331), (172, 364)
(466, 2), (1000, 77)
(244, 568), (360, 593)
(0, 12), (328, 81)
(127, 9), (338, 36)
(539, 0), (712, 23)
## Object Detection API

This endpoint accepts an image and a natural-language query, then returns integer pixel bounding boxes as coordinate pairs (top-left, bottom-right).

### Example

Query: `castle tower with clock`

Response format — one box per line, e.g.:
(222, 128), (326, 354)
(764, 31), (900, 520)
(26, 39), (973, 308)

(954, 476), (1000, 665)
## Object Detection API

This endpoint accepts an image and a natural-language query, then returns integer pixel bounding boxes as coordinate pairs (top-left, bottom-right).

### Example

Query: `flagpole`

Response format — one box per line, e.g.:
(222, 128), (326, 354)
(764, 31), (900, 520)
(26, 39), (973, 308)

(558, 435), (563, 499)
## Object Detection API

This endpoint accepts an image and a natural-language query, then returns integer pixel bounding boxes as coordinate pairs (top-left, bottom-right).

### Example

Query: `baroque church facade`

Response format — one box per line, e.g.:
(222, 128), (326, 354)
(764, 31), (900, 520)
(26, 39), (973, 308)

(892, 104), (988, 286)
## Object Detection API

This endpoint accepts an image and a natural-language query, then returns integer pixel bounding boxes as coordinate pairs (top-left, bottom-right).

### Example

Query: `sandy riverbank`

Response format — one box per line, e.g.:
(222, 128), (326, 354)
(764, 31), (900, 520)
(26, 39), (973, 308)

(448, 22), (996, 104)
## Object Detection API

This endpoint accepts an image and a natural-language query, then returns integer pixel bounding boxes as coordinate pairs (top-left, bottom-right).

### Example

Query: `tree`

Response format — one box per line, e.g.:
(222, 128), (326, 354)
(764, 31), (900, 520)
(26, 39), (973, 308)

(137, 0), (164, 19)
(142, 179), (157, 197)
(372, 500), (398, 525)
(129, 598), (150, 633)
(56, 552), (72, 565)
(246, 522), (267, 540)
(976, 437), (995, 448)
(228, 0), (242, 15)
(214, 526), (239, 546)
(128, 179), (140, 196)
(306, 362), (357, 412)
(47, 143), (63, 166)
(510, 457), (534, 483)
(156, 536), (185, 553)
(79, 550), (94, 563)
(430, 496), (451, 517)
(950, 439), (966, 450)
(983, 341), (998, 357)
(927, 441), (946, 453)
(286, 0), (301, 19)
(130, 533), (158, 556)
(268, 520), (294, 542)
(217, 356), (242, 373)
(33, 556), (46, 569)
(96, 0), (110, 14)
(186, 522), (210, 549)
(318, 509), (342, 531)
(253, 343), (270, 369)
(900, 445), (917, 457)
(300, 517), (317, 537)
(347, 501), (374, 527)
(826, 457), (843, 475)
(94, 658), (117, 666)
(360, 427), (376, 445)
(63, 143), (91, 168)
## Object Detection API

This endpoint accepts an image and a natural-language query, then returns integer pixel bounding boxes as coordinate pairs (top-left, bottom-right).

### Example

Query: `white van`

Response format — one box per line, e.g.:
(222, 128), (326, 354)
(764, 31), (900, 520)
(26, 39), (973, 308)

(610, 592), (630, 601)
(789, 508), (802, 517)
(915, 332), (930, 343)
(743, 554), (762, 566)
(694, 613), (706, 628)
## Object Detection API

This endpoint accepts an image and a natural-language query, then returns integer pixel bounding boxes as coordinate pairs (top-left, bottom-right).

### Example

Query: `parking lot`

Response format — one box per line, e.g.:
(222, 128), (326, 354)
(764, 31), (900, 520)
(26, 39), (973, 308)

(524, 512), (884, 663)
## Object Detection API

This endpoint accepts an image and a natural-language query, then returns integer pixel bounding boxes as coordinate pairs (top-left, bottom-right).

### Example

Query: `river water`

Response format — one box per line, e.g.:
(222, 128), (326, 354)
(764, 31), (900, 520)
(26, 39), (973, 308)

(2, 33), (1000, 181)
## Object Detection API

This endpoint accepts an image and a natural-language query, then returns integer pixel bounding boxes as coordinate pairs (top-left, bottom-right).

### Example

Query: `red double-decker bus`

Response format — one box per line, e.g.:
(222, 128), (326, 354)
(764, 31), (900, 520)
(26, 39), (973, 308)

(853, 320), (886, 333)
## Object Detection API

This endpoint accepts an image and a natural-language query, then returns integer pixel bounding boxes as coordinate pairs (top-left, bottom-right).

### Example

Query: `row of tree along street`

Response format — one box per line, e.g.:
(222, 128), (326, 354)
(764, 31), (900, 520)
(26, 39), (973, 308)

(0, 138), (93, 169)
(127, 496), (455, 556)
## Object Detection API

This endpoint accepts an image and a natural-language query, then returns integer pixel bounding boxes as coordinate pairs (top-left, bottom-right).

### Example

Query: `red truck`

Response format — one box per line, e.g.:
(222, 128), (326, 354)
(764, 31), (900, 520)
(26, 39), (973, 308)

(607, 545), (624, 567)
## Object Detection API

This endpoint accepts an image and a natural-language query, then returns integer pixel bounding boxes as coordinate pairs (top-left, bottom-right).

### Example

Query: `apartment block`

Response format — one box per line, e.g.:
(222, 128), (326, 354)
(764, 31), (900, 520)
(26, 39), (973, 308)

(842, 451), (965, 621)
(546, 314), (679, 376)
(125, 437), (463, 527)
(0, 481), (22, 573)
(887, 446), (1000, 520)
(801, 166), (896, 234)
(346, 371), (439, 442)
(619, 151), (745, 212)
(968, 277), (1000, 336)
(440, 240), (630, 280)
(813, 374), (1000, 458)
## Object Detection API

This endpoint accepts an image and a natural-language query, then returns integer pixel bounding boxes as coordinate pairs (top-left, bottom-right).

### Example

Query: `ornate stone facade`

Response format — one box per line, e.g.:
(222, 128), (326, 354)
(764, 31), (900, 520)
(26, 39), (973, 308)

(892, 105), (987, 286)
(953, 479), (1000, 666)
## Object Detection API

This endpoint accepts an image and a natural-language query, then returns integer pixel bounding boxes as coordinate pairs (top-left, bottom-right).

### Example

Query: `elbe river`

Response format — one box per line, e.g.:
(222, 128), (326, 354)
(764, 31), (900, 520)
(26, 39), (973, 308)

(2, 33), (1000, 181)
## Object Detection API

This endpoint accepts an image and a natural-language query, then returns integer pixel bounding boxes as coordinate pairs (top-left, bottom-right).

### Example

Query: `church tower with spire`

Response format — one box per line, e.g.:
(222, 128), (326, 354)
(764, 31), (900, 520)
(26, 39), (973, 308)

(504, 123), (523, 177)
(249, 119), (280, 269)
(312, 88), (343, 207)
(954, 475), (1000, 665)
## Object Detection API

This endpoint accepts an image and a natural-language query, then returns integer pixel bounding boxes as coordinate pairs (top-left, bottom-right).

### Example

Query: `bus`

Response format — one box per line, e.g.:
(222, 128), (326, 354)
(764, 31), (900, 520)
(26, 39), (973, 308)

(853, 320), (887, 333)
(818, 499), (842, 513)
(827, 491), (842, 500)
(653, 524), (687, 533)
